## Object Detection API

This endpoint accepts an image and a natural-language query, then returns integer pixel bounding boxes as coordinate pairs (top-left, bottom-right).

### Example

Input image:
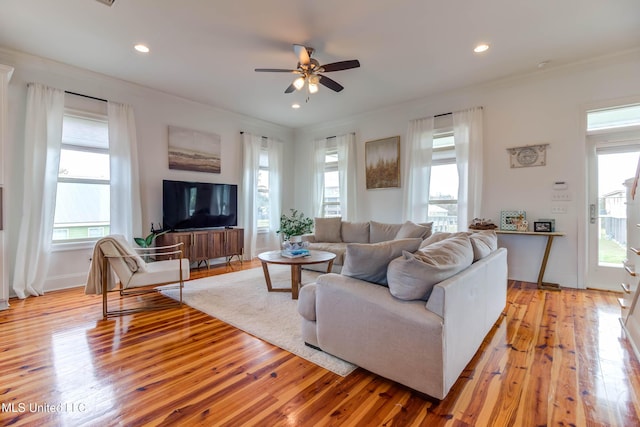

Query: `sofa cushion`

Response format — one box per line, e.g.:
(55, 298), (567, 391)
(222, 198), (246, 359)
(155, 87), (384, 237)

(341, 221), (370, 243)
(387, 235), (474, 301)
(314, 217), (343, 243)
(395, 221), (433, 239)
(341, 238), (422, 285)
(469, 230), (498, 261)
(370, 221), (403, 243)
(307, 242), (347, 265)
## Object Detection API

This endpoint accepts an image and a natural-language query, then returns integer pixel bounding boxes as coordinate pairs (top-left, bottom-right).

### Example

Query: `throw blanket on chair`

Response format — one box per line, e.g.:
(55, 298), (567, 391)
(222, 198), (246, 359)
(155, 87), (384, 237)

(85, 235), (146, 295)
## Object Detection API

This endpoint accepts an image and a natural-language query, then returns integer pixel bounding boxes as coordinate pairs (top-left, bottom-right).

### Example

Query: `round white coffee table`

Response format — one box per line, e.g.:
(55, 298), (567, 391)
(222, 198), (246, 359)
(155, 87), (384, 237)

(257, 250), (336, 299)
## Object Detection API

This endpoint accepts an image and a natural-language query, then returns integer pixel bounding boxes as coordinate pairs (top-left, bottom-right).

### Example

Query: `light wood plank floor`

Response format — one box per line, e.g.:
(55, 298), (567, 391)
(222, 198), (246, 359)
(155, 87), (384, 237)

(1, 261), (639, 426)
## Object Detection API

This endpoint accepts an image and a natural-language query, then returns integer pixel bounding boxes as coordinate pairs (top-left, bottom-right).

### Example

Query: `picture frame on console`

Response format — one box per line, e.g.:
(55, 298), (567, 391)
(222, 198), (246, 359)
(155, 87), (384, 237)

(365, 136), (400, 189)
(500, 210), (526, 231)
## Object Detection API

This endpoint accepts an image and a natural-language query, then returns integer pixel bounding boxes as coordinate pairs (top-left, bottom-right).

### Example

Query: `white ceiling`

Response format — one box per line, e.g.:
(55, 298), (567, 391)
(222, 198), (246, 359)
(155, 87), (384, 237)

(1, 0), (639, 128)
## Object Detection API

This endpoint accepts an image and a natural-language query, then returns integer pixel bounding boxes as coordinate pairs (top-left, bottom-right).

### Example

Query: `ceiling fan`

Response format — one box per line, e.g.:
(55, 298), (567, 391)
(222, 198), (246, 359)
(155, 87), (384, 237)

(255, 44), (360, 94)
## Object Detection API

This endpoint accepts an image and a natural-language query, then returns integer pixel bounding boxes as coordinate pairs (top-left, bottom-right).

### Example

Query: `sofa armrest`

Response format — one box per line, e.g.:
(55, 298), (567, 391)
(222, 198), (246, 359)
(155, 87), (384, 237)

(425, 247), (508, 393)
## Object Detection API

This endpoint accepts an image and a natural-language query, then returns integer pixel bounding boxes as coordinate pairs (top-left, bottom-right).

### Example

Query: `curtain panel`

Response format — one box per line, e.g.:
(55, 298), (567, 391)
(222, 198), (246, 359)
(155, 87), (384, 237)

(13, 83), (64, 298)
(312, 138), (327, 218)
(107, 102), (142, 241)
(402, 116), (434, 222)
(336, 133), (357, 221)
(454, 107), (484, 229)
(241, 133), (262, 258)
(241, 133), (284, 258)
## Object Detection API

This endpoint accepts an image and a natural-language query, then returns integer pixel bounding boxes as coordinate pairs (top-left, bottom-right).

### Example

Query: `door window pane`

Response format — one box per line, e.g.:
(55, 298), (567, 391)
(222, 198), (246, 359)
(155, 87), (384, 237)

(597, 151), (639, 265)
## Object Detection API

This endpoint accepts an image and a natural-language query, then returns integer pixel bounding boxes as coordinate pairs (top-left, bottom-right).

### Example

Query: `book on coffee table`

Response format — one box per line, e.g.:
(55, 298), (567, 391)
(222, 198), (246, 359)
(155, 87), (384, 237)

(281, 249), (310, 258)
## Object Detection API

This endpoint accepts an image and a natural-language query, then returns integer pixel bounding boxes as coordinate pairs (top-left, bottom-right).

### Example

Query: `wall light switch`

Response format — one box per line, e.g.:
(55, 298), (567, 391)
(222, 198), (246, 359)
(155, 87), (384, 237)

(551, 206), (567, 214)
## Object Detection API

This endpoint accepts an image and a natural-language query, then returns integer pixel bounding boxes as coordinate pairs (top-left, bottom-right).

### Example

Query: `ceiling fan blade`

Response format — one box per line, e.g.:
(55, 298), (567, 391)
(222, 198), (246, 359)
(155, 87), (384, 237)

(284, 83), (296, 94)
(293, 44), (311, 66)
(318, 75), (344, 92)
(320, 60), (361, 72)
(255, 68), (298, 73)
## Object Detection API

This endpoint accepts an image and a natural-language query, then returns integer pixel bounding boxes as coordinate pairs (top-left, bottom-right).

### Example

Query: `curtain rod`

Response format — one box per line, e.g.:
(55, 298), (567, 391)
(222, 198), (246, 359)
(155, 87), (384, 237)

(240, 131), (268, 139)
(65, 90), (108, 103)
(434, 106), (484, 118)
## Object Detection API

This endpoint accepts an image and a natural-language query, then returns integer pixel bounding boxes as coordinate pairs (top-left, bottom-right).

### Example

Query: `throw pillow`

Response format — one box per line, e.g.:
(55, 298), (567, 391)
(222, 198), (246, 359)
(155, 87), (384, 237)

(370, 221), (403, 243)
(395, 220), (433, 239)
(419, 231), (470, 249)
(341, 238), (422, 285)
(387, 235), (474, 301)
(314, 217), (342, 243)
(341, 221), (371, 243)
(469, 230), (498, 261)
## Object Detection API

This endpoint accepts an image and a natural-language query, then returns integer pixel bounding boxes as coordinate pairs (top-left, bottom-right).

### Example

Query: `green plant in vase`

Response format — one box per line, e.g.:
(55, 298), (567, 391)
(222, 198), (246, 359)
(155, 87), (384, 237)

(134, 227), (168, 262)
(277, 209), (313, 242)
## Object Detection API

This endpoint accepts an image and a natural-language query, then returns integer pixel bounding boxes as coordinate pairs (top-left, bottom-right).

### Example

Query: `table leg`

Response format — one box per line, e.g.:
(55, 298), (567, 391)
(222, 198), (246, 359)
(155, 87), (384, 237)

(537, 235), (561, 291)
(291, 264), (302, 300)
(261, 261), (273, 292)
(326, 259), (334, 273)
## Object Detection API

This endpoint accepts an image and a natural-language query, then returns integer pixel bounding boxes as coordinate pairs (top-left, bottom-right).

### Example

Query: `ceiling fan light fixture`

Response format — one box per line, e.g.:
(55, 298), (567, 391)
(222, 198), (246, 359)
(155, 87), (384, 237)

(308, 82), (319, 94)
(293, 77), (305, 90)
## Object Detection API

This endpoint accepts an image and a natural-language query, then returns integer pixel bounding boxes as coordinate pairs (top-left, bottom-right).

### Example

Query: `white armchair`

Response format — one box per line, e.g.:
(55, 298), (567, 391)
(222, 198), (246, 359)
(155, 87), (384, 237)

(85, 235), (190, 319)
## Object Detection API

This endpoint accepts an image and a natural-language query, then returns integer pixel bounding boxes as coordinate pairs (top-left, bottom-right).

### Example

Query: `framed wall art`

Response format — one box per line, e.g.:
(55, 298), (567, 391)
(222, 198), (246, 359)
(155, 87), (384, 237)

(168, 125), (221, 173)
(507, 144), (549, 168)
(365, 136), (400, 189)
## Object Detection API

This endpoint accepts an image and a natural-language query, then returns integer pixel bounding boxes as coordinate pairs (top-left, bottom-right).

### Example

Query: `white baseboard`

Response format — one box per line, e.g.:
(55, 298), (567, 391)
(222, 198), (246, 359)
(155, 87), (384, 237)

(44, 272), (86, 293)
(0, 299), (9, 310)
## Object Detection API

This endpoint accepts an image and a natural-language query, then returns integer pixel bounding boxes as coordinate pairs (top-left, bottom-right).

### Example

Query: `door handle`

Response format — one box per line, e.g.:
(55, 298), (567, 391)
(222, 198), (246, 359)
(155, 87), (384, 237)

(590, 204), (596, 224)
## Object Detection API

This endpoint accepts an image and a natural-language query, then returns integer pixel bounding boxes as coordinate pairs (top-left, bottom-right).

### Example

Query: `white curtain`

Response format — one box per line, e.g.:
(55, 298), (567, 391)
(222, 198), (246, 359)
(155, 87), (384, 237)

(454, 107), (483, 230)
(336, 133), (357, 221)
(266, 138), (283, 250)
(13, 83), (64, 298)
(312, 138), (327, 217)
(402, 116), (434, 222)
(108, 102), (143, 241)
(242, 133), (261, 258)
(241, 133), (283, 257)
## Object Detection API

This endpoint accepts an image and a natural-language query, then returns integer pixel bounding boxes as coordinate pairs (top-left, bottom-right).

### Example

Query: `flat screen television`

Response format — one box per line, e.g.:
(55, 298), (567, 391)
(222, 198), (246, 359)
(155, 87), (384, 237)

(163, 179), (238, 231)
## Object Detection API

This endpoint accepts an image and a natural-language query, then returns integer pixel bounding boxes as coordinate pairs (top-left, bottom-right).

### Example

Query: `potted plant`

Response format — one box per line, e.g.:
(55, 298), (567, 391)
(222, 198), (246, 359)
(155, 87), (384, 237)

(134, 227), (168, 262)
(277, 209), (313, 242)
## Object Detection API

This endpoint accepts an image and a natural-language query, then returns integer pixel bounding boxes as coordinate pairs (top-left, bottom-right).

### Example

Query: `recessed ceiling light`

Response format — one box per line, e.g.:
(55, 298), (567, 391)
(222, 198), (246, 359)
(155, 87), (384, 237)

(292, 103), (301, 109)
(134, 44), (150, 53)
(474, 44), (489, 53)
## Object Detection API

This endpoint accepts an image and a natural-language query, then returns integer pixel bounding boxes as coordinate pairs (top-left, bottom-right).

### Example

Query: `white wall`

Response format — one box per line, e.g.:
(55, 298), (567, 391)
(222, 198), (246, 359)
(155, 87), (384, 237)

(293, 51), (640, 289)
(0, 47), (294, 294)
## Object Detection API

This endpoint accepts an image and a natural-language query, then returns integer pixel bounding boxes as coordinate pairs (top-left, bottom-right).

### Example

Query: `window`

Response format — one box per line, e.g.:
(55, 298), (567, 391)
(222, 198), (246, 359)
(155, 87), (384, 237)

(428, 131), (458, 232)
(53, 111), (110, 242)
(322, 141), (341, 217)
(256, 139), (270, 230)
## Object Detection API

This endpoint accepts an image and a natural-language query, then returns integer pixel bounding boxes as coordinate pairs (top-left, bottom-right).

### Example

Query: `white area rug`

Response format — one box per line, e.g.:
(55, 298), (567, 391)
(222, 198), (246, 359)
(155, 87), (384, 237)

(160, 265), (356, 377)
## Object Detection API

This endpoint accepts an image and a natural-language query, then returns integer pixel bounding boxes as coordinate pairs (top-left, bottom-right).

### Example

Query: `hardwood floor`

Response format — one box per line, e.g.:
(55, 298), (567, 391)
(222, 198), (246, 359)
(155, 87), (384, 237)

(1, 261), (639, 426)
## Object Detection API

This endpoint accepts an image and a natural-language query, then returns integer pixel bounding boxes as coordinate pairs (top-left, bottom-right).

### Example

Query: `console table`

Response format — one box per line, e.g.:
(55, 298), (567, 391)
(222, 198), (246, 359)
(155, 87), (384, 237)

(156, 228), (244, 268)
(496, 230), (566, 291)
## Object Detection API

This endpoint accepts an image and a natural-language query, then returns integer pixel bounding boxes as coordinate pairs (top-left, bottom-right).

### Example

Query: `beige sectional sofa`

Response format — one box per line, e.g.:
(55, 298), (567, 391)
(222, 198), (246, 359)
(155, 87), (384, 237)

(297, 231), (507, 399)
(302, 218), (433, 273)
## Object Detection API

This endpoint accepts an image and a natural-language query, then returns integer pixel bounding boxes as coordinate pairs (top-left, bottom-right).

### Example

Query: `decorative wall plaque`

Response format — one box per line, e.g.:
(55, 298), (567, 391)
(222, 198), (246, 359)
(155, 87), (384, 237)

(507, 144), (549, 168)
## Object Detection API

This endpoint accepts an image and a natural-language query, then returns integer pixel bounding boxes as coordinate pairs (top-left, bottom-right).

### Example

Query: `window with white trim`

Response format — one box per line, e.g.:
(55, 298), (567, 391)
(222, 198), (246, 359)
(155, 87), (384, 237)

(322, 140), (341, 217)
(428, 131), (458, 232)
(52, 110), (110, 242)
(256, 139), (270, 231)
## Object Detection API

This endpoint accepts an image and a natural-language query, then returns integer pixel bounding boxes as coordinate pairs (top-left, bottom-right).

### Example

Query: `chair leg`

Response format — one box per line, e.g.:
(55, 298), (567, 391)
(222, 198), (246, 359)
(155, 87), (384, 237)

(102, 257), (108, 320)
